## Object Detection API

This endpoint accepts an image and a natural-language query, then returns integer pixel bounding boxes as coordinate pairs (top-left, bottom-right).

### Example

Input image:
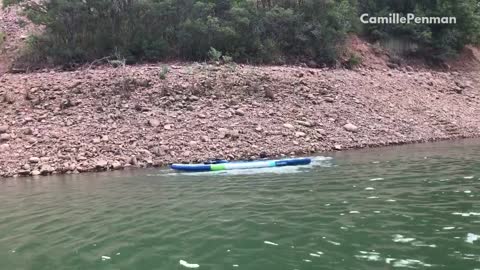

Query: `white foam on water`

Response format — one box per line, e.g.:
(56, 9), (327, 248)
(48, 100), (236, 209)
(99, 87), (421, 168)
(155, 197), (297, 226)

(393, 234), (416, 243)
(385, 258), (395, 264)
(218, 166), (305, 176)
(349, 211), (360, 214)
(465, 190), (472, 194)
(233, 264), (239, 267)
(325, 204), (331, 206)
(452, 212), (480, 217)
(227, 249), (231, 252)
(466, 233), (479, 244)
(370, 178), (384, 181)
(412, 242), (437, 248)
(464, 176), (475, 179)
(10, 250), (15, 253)
(101, 256), (111, 261)
(443, 227), (455, 230)
(356, 251), (381, 261)
(372, 161), (380, 164)
(264, 241), (279, 246)
(460, 253), (477, 259)
(327, 240), (341, 246)
(386, 199), (397, 202)
(355, 254), (381, 261)
(309, 253), (321, 257)
(373, 211), (381, 213)
(367, 196), (379, 199)
(365, 187), (375, 191)
(316, 251), (324, 255)
(116, 253), (120, 255)
(392, 259), (432, 268)
(311, 156), (334, 163)
(359, 251), (379, 254)
(303, 259), (312, 262)
(179, 260), (200, 268)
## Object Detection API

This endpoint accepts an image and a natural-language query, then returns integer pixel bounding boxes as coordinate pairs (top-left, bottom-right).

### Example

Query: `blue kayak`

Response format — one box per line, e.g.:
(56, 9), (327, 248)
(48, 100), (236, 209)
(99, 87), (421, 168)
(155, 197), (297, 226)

(171, 158), (312, 172)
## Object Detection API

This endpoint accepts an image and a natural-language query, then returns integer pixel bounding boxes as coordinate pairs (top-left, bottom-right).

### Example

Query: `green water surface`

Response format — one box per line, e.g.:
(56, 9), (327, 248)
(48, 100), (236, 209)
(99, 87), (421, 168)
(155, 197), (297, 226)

(1, 140), (479, 270)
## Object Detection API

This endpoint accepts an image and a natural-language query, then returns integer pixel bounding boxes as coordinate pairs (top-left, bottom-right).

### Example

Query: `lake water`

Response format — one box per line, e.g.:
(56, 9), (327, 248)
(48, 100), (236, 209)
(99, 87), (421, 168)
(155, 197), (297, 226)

(1, 140), (479, 270)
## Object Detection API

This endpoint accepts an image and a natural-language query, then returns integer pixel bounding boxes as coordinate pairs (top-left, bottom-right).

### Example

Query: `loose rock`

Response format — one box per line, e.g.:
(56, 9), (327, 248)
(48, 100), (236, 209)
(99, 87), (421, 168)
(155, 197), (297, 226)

(0, 134), (11, 141)
(344, 123), (359, 132)
(0, 144), (9, 152)
(112, 161), (123, 170)
(148, 119), (160, 127)
(295, 131), (306, 137)
(96, 160), (108, 170)
(283, 123), (295, 129)
(325, 97), (335, 103)
(40, 164), (54, 175)
(0, 125), (8, 134)
(29, 157), (40, 163)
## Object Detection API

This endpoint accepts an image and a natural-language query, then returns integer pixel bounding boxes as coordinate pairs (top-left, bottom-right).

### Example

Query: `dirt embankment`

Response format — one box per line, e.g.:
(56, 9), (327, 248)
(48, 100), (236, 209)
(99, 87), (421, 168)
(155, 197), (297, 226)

(0, 63), (479, 178)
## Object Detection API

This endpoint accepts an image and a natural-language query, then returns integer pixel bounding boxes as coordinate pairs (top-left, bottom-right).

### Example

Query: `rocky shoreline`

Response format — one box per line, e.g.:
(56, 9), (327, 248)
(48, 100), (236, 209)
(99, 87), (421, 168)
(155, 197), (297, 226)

(0, 63), (479, 178)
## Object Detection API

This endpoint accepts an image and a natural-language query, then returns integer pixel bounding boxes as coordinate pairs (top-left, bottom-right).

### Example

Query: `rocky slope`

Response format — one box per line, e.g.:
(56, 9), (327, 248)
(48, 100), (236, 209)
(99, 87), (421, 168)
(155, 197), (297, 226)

(0, 63), (479, 177)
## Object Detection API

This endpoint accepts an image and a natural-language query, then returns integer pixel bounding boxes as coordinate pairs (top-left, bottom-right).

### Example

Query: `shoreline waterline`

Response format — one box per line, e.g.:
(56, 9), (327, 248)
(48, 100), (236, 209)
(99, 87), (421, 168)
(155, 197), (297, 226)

(4, 137), (480, 180)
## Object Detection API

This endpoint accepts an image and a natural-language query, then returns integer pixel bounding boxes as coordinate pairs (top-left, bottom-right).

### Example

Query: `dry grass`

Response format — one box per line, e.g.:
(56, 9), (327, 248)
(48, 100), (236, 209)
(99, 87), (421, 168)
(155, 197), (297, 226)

(0, 32), (5, 47)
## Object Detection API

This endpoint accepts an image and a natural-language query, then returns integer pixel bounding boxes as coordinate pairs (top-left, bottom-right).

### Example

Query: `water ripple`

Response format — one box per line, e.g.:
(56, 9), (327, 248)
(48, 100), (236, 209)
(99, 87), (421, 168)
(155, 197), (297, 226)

(0, 141), (480, 269)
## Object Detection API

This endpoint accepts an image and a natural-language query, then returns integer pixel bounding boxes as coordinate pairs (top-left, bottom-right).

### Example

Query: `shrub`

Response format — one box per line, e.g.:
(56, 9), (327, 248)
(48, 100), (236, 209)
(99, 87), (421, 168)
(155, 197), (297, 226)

(345, 53), (362, 69)
(207, 47), (222, 62)
(158, 65), (170, 80)
(5, 0), (359, 67)
(358, 0), (480, 60)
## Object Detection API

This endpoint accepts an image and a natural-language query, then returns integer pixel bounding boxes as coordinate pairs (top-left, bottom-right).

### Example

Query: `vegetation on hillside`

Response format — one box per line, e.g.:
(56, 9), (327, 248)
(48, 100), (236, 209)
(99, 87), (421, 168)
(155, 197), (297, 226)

(3, 0), (480, 67)
(359, 0), (480, 60)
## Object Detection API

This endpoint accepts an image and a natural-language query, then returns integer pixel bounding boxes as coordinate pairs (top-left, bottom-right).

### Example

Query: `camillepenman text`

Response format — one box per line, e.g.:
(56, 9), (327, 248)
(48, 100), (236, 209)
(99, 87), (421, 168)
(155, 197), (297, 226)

(361, 13), (457, 24)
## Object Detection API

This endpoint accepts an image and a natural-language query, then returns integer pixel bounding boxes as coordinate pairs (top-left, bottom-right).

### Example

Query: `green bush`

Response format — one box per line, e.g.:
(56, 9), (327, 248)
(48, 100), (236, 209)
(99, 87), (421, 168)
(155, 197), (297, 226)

(345, 53), (362, 69)
(9, 0), (478, 66)
(358, 0), (480, 60)
(158, 65), (170, 80)
(208, 47), (222, 62)
(5, 0), (357, 67)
